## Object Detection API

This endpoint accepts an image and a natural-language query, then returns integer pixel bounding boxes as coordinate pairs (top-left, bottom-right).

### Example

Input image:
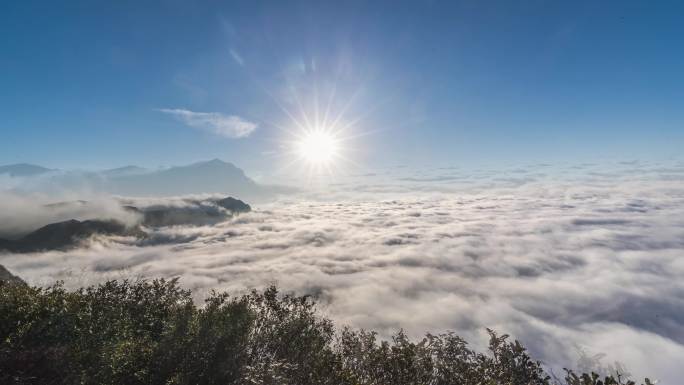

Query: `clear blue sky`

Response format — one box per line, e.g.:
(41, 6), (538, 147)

(2, 1), (683, 172)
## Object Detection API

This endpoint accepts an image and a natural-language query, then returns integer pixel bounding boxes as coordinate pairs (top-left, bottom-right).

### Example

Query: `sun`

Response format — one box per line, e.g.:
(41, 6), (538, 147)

(296, 129), (340, 165)
(268, 72), (371, 177)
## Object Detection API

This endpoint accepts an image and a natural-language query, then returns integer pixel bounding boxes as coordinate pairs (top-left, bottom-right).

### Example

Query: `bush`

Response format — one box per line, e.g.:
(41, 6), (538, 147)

(0, 279), (653, 385)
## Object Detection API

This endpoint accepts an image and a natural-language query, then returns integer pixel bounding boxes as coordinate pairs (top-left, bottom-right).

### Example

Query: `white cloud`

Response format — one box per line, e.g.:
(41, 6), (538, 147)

(3, 162), (684, 383)
(159, 108), (256, 138)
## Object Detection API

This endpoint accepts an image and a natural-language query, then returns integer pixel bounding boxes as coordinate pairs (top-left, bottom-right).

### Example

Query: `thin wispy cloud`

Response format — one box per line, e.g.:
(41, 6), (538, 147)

(229, 49), (245, 66)
(159, 108), (257, 138)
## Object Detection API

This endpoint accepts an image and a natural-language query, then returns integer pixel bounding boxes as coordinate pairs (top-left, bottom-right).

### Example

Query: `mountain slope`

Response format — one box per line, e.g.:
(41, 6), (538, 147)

(0, 219), (144, 253)
(108, 159), (263, 197)
(0, 265), (25, 284)
(0, 163), (54, 177)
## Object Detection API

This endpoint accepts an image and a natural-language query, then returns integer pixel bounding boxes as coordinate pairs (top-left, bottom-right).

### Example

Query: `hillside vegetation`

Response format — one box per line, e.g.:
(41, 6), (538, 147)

(0, 279), (653, 385)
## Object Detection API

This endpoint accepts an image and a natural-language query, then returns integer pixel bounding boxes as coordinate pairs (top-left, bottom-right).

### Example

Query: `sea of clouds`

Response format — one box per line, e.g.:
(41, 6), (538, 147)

(2, 160), (684, 382)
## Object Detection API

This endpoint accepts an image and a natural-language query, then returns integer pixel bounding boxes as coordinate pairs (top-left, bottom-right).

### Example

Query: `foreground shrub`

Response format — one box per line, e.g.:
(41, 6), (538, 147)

(0, 279), (653, 385)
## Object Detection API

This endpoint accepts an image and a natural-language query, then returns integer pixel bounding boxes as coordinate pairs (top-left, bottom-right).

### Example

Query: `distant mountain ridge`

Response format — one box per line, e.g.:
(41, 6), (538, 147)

(0, 163), (54, 177)
(0, 159), (291, 199)
(108, 159), (260, 197)
(102, 165), (149, 177)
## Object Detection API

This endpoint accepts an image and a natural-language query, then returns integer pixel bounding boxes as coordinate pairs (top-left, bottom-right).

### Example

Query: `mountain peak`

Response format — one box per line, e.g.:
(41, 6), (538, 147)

(196, 158), (233, 167)
(183, 159), (241, 171)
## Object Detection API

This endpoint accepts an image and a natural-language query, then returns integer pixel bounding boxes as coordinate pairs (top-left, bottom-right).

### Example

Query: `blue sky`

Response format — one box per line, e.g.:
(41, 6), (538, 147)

(1, 1), (683, 173)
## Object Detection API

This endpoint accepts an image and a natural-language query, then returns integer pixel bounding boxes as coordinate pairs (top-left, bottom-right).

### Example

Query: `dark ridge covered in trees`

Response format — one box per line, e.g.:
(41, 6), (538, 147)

(0, 279), (653, 385)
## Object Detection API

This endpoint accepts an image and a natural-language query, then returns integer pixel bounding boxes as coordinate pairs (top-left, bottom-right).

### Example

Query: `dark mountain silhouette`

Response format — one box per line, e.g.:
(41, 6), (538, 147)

(0, 265), (24, 285)
(124, 196), (251, 227)
(0, 163), (54, 177)
(215, 197), (251, 213)
(0, 219), (145, 253)
(0, 196), (251, 252)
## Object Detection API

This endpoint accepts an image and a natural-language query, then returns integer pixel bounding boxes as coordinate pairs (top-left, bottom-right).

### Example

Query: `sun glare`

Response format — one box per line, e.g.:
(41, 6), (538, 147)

(270, 72), (369, 178)
(296, 130), (339, 165)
